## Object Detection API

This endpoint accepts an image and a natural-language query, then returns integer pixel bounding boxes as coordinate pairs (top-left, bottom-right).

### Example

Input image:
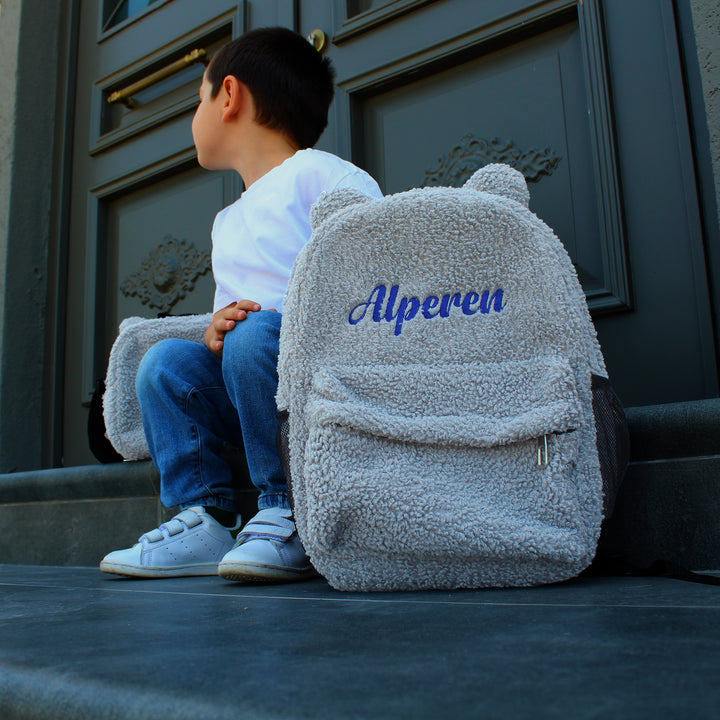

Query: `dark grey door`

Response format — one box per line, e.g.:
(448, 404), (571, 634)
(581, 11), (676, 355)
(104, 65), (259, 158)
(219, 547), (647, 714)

(63, 0), (248, 464)
(59, 0), (716, 465)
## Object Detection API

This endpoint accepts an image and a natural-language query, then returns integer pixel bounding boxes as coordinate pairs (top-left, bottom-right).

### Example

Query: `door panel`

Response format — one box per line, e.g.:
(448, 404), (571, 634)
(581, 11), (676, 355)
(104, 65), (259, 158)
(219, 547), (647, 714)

(336, 1), (629, 318)
(105, 165), (227, 334)
(355, 20), (608, 307)
(317, 0), (717, 408)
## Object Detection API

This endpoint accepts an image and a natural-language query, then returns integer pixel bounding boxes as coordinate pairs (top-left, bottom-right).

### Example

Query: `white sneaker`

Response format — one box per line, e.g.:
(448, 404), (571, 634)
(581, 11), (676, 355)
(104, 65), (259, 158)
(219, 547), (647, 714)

(99, 507), (241, 578)
(218, 508), (317, 583)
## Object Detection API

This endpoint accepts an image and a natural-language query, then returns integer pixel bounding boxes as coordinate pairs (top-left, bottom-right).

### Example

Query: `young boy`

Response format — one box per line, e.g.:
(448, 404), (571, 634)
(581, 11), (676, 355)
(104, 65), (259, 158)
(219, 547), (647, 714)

(99, 27), (382, 582)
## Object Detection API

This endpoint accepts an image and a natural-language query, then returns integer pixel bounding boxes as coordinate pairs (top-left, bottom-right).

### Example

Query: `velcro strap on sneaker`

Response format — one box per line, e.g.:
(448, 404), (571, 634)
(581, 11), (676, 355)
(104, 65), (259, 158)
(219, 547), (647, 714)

(175, 509), (204, 529)
(140, 509), (203, 543)
(239, 519), (294, 541)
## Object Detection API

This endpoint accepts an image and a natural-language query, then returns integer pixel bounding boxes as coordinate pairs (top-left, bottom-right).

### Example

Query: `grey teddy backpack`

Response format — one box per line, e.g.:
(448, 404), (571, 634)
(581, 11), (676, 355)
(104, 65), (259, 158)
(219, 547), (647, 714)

(277, 163), (629, 591)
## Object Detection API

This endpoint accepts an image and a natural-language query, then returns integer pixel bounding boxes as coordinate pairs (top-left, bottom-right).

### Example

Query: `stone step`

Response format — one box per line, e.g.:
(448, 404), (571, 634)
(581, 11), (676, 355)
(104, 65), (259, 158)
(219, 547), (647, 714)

(0, 461), (258, 567)
(0, 399), (718, 570)
(599, 398), (720, 571)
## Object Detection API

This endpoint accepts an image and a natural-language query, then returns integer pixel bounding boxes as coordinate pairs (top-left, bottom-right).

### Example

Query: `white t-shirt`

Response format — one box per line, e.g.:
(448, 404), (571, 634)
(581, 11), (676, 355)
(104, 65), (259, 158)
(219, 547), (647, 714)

(212, 148), (382, 313)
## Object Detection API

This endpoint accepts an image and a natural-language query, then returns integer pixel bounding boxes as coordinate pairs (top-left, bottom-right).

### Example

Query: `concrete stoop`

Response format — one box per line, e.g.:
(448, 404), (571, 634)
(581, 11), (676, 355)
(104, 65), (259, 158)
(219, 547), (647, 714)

(0, 398), (718, 571)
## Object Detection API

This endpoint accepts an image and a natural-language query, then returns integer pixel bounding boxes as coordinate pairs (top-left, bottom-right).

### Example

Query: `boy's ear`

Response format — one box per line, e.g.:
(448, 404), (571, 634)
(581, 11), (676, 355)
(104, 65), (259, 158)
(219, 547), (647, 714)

(220, 75), (247, 122)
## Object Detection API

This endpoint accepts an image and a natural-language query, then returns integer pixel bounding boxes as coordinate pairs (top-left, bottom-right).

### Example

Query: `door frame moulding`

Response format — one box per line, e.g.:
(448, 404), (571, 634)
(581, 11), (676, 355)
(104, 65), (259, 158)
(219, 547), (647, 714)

(335, 0), (580, 88)
(338, 0), (631, 315)
(332, 0), (439, 43)
(98, 0), (174, 40)
(576, 0), (630, 314)
(48, 0), (83, 467)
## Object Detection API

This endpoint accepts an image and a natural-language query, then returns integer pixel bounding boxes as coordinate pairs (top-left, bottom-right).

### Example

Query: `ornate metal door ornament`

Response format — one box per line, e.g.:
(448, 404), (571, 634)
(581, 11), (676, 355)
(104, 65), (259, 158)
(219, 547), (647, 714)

(120, 236), (211, 313)
(424, 135), (561, 187)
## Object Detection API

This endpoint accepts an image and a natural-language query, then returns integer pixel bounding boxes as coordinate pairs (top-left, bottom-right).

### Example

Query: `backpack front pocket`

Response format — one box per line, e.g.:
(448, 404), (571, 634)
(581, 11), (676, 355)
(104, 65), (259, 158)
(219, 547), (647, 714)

(302, 356), (598, 576)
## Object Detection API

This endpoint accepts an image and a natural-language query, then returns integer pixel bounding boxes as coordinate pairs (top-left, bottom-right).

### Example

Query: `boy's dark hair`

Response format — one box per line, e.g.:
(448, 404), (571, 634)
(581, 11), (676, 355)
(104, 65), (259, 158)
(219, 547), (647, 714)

(207, 27), (336, 149)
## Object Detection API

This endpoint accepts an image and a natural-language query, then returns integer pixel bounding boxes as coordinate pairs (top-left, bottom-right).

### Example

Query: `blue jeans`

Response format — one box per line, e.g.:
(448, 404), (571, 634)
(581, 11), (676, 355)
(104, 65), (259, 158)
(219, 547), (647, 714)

(135, 311), (289, 512)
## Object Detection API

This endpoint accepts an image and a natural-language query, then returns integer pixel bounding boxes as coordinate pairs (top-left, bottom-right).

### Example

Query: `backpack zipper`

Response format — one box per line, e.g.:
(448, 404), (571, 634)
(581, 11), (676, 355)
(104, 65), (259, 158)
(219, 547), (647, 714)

(537, 435), (549, 467)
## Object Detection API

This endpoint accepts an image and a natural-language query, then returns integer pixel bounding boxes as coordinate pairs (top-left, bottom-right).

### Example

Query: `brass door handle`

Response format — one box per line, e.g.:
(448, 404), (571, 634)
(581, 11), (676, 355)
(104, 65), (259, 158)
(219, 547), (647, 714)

(107, 48), (209, 108)
(306, 29), (328, 53)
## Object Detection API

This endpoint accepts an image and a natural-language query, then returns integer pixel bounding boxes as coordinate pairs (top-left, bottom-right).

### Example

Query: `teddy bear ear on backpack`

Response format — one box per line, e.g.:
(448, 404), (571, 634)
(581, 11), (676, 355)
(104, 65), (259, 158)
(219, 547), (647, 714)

(462, 162), (530, 207)
(310, 187), (377, 231)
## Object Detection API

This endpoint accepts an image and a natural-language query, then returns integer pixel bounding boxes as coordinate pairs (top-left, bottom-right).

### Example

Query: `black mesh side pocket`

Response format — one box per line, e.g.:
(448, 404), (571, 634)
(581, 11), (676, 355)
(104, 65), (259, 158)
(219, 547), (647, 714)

(277, 410), (293, 509)
(88, 378), (123, 463)
(591, 374), (630, 518)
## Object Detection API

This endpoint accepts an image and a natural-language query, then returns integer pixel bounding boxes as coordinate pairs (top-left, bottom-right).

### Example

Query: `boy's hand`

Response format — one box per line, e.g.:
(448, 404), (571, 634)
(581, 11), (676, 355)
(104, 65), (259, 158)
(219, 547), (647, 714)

(204, 300), (262, 356)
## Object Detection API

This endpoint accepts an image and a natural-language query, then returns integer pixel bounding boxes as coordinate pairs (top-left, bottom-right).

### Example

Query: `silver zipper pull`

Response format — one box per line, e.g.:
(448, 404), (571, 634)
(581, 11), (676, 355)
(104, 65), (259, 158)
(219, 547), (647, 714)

(537, 435), (549, 467)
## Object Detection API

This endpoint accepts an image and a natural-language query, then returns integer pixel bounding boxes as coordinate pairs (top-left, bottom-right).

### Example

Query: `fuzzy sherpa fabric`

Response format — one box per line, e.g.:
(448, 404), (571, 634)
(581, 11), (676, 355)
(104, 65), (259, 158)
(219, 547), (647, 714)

(277, 163), (607, 591)
(104, 314), (212, 461)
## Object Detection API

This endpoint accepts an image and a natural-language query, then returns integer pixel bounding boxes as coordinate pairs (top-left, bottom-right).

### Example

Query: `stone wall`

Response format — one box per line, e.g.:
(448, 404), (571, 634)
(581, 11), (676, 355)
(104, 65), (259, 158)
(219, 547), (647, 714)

(691, 0), (720, 230)
(0, 0), (64, 471)
(0, 0), (21, 341)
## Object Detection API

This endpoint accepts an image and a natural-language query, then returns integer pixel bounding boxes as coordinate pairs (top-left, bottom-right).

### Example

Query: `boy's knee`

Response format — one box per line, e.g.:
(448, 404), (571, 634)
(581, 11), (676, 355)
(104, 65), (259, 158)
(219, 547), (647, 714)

(223, 311), (281, 359)
(222, 311), (282, 377)
(136, 338), (199, 396)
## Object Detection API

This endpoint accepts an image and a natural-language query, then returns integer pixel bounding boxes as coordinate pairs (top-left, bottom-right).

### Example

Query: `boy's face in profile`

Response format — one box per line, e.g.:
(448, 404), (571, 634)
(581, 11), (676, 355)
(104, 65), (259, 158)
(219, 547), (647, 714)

(192, 71), (226, 170)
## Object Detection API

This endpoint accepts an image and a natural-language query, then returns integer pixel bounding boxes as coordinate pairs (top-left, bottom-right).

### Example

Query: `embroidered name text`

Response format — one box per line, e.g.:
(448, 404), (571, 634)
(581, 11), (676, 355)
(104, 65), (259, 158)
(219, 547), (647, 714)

(348, 284), (506, 336)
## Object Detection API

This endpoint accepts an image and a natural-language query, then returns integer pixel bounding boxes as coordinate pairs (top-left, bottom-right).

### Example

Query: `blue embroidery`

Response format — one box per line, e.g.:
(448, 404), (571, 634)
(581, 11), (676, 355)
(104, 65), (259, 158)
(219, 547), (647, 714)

(349, 284), (505, 336)
(480, 289), (505, 314)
